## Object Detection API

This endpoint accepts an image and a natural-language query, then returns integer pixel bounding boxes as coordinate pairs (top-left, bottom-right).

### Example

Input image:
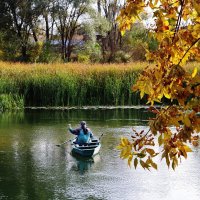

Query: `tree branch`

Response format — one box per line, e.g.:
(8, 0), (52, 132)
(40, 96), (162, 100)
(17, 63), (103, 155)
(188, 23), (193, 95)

(173, 0), (185, 42)
(177, 37), (200, 66)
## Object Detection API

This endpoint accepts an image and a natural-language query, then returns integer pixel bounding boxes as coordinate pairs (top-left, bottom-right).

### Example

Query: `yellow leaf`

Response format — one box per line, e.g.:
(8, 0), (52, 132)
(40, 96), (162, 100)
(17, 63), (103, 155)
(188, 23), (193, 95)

(123, 151), (131, 159)
(128, 154), (133, 167)
(149, 0), (154, 9)
(164, 89), (171, 99)
(183, 145), (192, 152)
(183, 115), (191, 127)
(120, 148), (126, 158)
(116, 145), (123, 150)
(193, 1), (200, 15)
(140, 89), (145, 99)
(192, 67), (198, 78)
(154, 0), (159, 6)
(180, 147), (187, 159)
(121, 137), (129, 146)
(164, 132), (171, 140)
(121, 30), (125, 36)
(120, 144), (132, 159)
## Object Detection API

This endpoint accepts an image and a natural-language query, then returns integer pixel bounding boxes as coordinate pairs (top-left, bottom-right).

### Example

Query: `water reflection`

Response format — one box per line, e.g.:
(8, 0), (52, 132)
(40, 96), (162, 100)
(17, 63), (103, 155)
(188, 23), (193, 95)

(0, 108), (153, 127)
(70, 154), (101, 174)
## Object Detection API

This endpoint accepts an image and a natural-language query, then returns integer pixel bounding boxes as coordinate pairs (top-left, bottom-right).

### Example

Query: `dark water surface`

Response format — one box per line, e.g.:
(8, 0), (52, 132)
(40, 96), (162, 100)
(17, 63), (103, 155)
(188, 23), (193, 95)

(0, 109), (200, 200)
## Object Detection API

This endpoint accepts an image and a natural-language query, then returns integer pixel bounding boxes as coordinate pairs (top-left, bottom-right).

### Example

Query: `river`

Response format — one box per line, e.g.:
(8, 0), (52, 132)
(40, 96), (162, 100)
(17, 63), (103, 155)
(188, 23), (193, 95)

(0, 108), (200, 200)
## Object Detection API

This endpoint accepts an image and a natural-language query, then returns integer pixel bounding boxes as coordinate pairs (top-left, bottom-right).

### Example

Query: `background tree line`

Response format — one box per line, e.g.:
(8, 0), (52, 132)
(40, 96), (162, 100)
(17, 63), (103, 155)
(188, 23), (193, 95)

(0, 0), (157, 63)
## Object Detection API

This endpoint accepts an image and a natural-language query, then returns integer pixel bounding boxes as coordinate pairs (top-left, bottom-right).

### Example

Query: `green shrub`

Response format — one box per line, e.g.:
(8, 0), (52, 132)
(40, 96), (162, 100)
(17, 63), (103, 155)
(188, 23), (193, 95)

(114, 51), (131, 63)
(148, 37), (159, 51)
(131, 41), (147, 61)
(38, 42), (62, 63)
(29, 42), (43, 62)
(76, 41), (102, 63)
(77, 54), (90, 63)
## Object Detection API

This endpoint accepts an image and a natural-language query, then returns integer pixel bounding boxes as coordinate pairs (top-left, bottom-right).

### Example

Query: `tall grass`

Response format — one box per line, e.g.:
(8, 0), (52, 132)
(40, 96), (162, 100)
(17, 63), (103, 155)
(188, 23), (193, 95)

(0, 61), (199, 107)
(0, 93), (24, 112)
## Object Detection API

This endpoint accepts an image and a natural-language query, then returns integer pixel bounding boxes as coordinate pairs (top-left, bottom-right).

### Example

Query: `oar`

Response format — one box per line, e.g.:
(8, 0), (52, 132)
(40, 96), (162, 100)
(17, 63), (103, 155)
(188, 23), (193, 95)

(56, 124), (72, 147)
(56, 139), (71, 147)
(99, 133), (104, 141)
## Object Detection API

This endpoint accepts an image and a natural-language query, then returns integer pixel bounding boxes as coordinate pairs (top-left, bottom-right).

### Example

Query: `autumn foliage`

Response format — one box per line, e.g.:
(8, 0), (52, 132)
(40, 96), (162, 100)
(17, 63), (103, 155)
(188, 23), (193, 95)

(117, 0), (200, 170)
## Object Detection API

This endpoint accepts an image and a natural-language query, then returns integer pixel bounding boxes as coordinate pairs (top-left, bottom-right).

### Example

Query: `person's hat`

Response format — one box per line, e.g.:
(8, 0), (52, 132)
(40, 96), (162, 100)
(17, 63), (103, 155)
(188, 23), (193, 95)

(80, 121), (86, 126)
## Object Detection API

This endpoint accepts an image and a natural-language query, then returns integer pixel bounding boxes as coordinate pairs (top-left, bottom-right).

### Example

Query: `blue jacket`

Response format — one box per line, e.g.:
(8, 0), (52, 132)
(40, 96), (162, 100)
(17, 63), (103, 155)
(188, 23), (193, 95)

(69, 127), (93, 144)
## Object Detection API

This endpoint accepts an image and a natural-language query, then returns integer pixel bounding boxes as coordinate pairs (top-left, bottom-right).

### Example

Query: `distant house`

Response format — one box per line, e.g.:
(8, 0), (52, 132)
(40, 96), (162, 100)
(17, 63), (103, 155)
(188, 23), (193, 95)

(50, 34), (85, 46)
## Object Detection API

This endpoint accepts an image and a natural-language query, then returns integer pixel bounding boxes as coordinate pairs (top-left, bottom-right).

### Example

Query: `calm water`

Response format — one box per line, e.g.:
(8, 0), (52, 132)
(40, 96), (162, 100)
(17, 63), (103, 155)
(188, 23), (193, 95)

(0, 108), (200, 200)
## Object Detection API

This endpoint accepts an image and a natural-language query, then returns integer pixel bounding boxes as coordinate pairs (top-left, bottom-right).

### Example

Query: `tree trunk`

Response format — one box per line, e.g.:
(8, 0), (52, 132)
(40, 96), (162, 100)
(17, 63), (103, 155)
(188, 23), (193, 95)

(97, 0), (101, 14)
(66, 40), (72, 62)
(61, 34), (65, 60)
(21, 45), (27, 61)
(32, 29), (38, 42)
(108, 30), (115, 62)
(44, 14), (50, 41)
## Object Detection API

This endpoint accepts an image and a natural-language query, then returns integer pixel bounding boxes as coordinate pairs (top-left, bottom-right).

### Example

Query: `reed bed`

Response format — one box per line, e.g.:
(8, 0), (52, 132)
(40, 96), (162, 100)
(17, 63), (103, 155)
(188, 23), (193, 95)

(0, 61), (199, 108)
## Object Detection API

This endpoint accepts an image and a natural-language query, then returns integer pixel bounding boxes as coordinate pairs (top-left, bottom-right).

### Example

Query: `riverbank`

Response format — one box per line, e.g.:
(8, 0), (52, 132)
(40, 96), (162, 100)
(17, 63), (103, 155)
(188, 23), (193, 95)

(0, 61), (199, 111)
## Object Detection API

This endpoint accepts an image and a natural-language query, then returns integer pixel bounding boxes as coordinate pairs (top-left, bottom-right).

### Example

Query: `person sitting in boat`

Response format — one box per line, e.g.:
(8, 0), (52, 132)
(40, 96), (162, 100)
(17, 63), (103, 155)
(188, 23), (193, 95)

(68, 121), (93, 145)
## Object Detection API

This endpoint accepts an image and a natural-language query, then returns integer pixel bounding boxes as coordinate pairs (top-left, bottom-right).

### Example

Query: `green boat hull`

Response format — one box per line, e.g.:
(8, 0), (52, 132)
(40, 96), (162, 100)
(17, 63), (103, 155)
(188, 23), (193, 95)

(71, 139), (101, 157)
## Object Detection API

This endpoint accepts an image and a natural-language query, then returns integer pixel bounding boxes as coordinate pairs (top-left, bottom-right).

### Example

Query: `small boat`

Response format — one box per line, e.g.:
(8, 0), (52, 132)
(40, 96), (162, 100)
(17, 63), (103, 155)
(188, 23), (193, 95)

(71, 138), (101, 157)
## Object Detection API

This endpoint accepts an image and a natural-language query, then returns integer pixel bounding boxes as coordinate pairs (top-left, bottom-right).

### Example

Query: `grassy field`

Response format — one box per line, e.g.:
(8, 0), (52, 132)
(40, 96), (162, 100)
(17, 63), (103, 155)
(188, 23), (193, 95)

(0, 61), (199, 110)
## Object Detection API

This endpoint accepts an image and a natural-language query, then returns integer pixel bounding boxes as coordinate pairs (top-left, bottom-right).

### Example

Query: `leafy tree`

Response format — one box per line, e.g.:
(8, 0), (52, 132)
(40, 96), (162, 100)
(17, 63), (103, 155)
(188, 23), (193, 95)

(35, 0), (57, 42)
(117, 0), (200, 170)
(121, 23), (152, 61)
(0, 1), (18, 60)
(54, 0), (92, 61)
(1, 0), (41, 61)
(0, 0), (12, 31)
(96, 0), (124, 62)
(76, 6), (110, 62)
(76, 41), (102, 62)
